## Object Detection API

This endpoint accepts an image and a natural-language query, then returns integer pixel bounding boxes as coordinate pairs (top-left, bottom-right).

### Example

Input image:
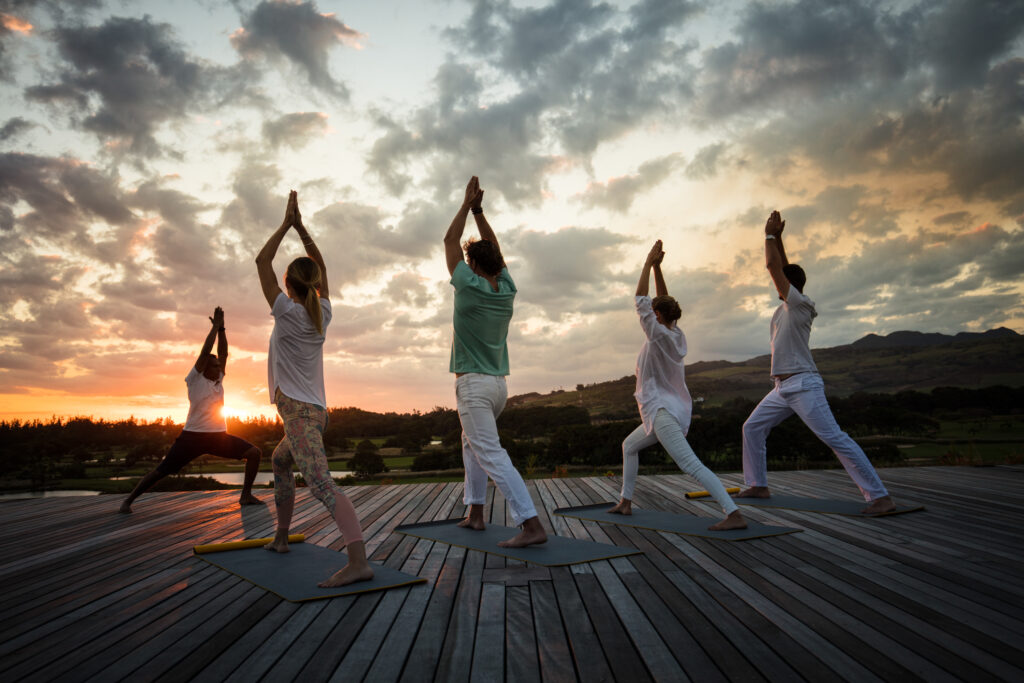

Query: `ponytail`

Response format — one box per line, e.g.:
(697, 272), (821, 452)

(303, 287), (323, 335)
(286, 257), (324, 336)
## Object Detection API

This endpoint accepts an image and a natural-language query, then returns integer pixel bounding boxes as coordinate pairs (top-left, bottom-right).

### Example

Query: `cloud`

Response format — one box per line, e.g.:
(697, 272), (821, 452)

(367, 0), (701, 206)
(575, 153), (682, 212)
(24, 15), (252, 159)
(231, 0), (363, 98)
(0, 116), (36, 142)
(262, 111), (328, 149)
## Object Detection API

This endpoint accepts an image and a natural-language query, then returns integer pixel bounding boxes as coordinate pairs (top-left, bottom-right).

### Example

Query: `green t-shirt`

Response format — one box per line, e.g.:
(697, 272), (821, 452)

(449, 261), (516, 375)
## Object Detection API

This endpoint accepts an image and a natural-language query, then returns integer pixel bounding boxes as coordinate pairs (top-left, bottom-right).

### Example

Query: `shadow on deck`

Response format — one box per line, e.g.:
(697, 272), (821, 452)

(1, 466), (1022, 681)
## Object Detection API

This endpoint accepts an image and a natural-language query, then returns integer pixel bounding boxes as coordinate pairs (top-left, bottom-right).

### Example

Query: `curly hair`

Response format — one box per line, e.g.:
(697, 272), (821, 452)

(464, 238), (504, 277)
(651, 295), (682, 323)
(783, 264), (807, 293)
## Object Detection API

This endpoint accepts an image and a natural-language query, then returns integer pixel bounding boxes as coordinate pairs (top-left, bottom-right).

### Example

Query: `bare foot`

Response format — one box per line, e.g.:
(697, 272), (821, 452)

(239, 493), (264, 506)
(607, 499), (632, 515)
(457, 516), (485, 530)
(497, 519), (547, 548)
(861, 495), (896, 515)
(264, 531), (290, 553)
(318, 562), (374, 587)
(708, 510), (748, 531)
(735, 486), (770, 499)
(119, 501), (132, 514)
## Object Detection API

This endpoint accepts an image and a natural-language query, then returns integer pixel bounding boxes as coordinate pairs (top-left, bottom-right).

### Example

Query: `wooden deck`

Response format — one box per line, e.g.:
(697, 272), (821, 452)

(1, 465), (1023, 682)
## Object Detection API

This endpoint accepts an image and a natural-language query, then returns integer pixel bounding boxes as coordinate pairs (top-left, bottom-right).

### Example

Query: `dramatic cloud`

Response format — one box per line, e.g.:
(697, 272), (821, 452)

(262, 112), (328, 149)
(231, 0), (363, 98)
(575, 154), (682, 212)
(23, 15), (252, 159)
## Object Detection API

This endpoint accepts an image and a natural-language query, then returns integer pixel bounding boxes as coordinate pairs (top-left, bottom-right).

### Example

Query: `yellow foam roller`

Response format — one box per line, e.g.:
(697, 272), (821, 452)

(193, 534), (305, 554)
(685, 487), (740, 499)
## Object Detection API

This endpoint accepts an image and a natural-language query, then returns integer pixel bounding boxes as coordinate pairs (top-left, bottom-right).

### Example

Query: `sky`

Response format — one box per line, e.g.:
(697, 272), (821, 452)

(1, 0), (1022, 423)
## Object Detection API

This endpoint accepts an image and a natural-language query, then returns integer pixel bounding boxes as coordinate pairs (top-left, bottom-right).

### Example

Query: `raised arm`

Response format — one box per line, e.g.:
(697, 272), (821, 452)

(470, 178), (504, 267)
(444, 176), (483, 275)
(653, 261), (668, 297)
(764, 210), (790, 300)
(256, 191), (296, 307)
(636, 240), (664, 297)
(194, 309), (221, 373)
(214, 307), (228, 375)
(292, 193), (329, 300)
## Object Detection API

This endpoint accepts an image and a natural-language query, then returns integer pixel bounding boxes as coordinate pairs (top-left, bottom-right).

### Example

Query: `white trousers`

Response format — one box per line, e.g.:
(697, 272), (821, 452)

(621, 409), (738, 515)
(742, 373), (888, 501)
(456, 373), (538, 526)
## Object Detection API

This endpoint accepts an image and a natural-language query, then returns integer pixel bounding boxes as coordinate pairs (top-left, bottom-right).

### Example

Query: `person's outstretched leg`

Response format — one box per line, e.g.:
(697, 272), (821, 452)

(120, 469), (167, 513)
(278, 393), (372, 585)
(652, 410), (746, 530)
(738, 387), (793, 498)
(609, 425), (657, 515)
(456, 374), (545, 547)
(239, 446), (263, 505)
(789, 375), (894, 512)
(265, 436), (296, 552)
(458, 429), (487, 530)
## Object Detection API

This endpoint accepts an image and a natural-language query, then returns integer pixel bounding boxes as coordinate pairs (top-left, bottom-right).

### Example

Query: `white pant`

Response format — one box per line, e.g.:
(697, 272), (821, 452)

(456, 373), (538, 526)
(742, 373), (888, 501)
(621, 409), (738, 515)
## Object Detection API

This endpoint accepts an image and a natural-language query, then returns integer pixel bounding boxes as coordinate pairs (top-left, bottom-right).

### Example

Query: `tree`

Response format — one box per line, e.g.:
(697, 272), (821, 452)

(349, 451), (387, 478)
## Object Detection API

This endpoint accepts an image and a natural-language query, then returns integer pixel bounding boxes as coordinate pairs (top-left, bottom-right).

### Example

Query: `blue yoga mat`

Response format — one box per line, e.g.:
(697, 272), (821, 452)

(553, 503), (802, 541)
(734, 494), (924, 516)
(395, 519), (642, 566)
(196, 541), (425, 602)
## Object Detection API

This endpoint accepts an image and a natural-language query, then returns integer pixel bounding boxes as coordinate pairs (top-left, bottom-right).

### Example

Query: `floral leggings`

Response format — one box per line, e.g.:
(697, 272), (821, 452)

(273, 389), (363, 544)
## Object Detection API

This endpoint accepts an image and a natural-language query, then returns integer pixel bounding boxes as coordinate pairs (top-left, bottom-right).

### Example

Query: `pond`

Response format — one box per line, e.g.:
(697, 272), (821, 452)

(0, 490), (103, 501)
(108, 471), (353, 486)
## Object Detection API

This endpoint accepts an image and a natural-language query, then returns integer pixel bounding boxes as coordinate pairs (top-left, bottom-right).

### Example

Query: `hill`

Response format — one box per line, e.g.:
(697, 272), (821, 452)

(507, 328), (1024, 417)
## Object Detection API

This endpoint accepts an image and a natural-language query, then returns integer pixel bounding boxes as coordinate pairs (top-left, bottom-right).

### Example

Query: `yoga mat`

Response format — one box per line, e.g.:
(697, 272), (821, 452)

(193, 534), (305, 554)
(553, 503), (801, 541)
(734, 494), (924, 517)
(685, 487), (741, 499)
(196, 542), (425, 602)
(394, 519), (642, 566)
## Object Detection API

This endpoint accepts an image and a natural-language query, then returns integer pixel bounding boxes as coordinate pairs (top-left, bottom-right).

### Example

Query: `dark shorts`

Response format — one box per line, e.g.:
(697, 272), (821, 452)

(156, 430), (257, 475)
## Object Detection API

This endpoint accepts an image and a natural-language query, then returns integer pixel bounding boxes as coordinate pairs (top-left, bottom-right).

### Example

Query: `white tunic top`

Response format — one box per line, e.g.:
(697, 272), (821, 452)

(267, 292), (332, 408)
(769, 287), (819, 377)
(633, 296), (693, 436)
(183, 366), (226, 432)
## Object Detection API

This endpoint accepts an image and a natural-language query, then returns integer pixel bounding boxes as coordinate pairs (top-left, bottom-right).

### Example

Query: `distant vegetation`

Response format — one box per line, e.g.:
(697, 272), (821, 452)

(2, 329), (1021, 492)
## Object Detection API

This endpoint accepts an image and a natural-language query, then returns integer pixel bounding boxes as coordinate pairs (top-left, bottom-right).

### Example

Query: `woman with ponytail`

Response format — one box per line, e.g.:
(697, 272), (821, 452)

(255, 190), (372, 587)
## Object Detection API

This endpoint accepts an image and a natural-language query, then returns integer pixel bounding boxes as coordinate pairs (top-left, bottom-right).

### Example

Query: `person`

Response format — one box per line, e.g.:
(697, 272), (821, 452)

(256, 190), (372, 587)
(608, 241), (747, 530)
(444, 176), (547, 548)
(737, 210), (896, 514)
(120, 307), (262, 513)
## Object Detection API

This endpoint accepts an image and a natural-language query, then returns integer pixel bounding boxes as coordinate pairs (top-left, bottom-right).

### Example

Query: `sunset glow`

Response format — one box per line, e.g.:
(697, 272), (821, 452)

(0, 1), (1021, 423)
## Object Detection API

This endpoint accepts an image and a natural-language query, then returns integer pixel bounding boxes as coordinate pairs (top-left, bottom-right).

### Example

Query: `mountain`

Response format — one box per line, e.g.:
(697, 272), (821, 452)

(507, 328), (1024, 416)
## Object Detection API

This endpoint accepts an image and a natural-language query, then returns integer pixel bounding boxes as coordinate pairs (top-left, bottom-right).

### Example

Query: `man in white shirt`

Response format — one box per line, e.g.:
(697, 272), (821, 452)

(119, 308), (263, 512)
(737, 211), (896, 515)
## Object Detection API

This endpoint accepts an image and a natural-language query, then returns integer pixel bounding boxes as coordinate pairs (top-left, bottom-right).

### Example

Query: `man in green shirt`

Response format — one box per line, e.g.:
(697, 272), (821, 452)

(443, 176), (547, 548)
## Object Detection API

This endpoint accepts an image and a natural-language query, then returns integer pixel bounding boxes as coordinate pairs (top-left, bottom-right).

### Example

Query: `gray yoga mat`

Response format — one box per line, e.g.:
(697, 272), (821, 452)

(394, 519), (642, 566)
(553, 503), (802, 541)
(196, 542), (425, 602)
(734, 494), (924, 516)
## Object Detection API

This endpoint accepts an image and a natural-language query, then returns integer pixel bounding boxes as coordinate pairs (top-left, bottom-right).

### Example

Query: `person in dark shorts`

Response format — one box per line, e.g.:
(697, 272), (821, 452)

(119, 307), (263, 512)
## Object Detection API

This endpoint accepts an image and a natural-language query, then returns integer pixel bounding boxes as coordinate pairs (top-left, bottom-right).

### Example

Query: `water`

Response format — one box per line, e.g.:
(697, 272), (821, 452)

(0, 490), (103, 501)
(108, 471), (352, 485)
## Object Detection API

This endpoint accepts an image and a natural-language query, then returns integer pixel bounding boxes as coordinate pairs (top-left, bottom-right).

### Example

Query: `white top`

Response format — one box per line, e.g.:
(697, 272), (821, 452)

(769, 286), (819, 376)
(267, 292), (332, 408)
(633, 296), (693, 436)
(183, 366), (226, 432)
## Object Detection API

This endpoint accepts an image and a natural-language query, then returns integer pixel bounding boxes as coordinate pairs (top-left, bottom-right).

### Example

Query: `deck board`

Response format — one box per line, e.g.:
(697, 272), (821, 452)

(1, 465), (1023, 681)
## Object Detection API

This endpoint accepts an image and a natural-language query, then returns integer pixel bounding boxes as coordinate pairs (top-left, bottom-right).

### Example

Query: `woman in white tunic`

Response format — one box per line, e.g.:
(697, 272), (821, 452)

(609, 241), (747, 531)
